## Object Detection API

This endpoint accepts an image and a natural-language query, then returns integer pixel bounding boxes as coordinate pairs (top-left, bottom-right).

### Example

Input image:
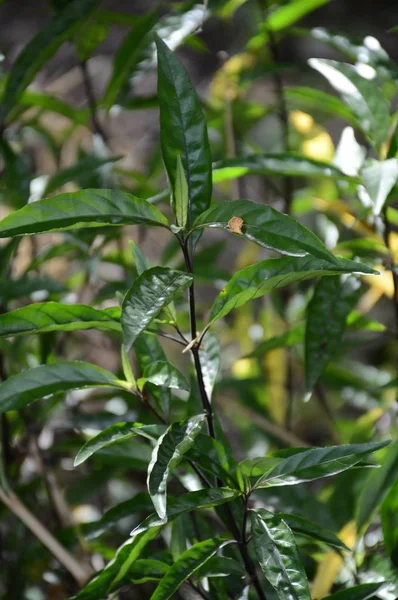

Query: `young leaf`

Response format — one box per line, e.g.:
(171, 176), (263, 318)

(254, 441), (389, 488)
(137, 360), (190, 392)
(308, 59), (391, 150)
(213, 153), (357, 184)
(174, 154), (189, 229)
(199, 331), (221, 400)
(193, 200), (341, 262)
(0, 302), (121, 337)
(150, 538), (225, 600)
(121, 267), (193, 351)
(72, 527), (161, 600)
(277, 513), (349, 551)
(356, 441), (398, 532)
(74, 422), (165, 466)
(361, 159), (398, 215)
(209, 256), (375, 325)
(155, 34), (212, 226)
(0, 0), (100, 123)
(323, 582), (387, 600)
(251, 508), (312, 600)
(0, 362), (129, 413)
(305, 276), (361, 392)
(147, 415), (205, 520)
(133, 488), (241, 535)
(103, 10), (157, 110)
(0, 189), (168, 238)
(381, 479), (398, 566)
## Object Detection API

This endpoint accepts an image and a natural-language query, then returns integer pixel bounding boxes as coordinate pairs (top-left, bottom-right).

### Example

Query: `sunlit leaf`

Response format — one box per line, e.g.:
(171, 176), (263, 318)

(277, 513), (349, 551)
(137, 360), (190, 392)
(361, 158), (398, 215)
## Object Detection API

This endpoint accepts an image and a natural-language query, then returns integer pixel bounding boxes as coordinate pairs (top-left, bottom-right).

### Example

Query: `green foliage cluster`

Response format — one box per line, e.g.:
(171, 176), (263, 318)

(0, 1), (397, 599)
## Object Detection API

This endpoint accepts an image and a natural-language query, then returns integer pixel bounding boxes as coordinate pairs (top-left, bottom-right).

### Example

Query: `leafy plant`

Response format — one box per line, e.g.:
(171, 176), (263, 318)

(0, 1), (397, 599)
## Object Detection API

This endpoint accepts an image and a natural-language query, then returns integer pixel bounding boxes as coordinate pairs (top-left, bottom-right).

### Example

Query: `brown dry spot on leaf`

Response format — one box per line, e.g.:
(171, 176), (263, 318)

(228, 216), (244, 235)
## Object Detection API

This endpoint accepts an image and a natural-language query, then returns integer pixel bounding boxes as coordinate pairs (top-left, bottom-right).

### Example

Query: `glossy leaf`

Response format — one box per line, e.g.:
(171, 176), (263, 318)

(138, 360), (190, 392)
(194, 200), (341, 262)
(381, 479), (398, 566)
(278, 513), (349, 551)
(0, 189), (168, 238)
(150, 538), (224, 600)
(213, 154), (357, 183)
(0, 0), (100, 123)
(74, 422), (165, 466)
(323, 582), (386, 600)
(129, 559), (169, 584)
(199, 331), (221, 400)
(356, 441), (398, 532)
(0, 302), (121, 337)
(121, 267), (193, 351)
(133, 488), (241, 535)
(147, 415), (205, 520)
(0, 362), (128, 413)
(251, 508), (311, 600)
(254, 441), (389, 488)
(103, 11), (157, 110)
(174, 154), (189, 229)
(134, 332), (171, 414)
(196, 556), (245, 578)
(72, 527), (161, 600)
(309, 59), (391, 150)
(155, 35), (212, 226)
(305, 276), (361, 392)
(361, 159), (398, 215)
(209, 256), (375, 325)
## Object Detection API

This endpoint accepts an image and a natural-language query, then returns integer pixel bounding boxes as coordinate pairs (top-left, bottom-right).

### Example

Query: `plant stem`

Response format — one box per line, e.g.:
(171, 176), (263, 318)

(79, 58), (109, 144)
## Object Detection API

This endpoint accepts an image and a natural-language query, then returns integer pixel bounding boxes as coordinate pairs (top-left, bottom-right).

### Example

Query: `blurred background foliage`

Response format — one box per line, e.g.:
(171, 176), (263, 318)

(0, 0), (397, 599)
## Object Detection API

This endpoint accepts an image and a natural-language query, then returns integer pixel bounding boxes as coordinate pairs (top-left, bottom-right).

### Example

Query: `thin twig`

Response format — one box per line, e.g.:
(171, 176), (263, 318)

(78, 59), (109, 143)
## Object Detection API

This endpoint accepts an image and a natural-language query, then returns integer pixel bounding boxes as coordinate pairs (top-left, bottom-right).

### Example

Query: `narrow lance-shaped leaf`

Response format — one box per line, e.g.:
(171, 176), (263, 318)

(137, 361), (190, 392)
(0, 189), (168, 238)
(361, 158), (398, 215)
(277, 513), (349, 551)
(0, 362), (129, 413)
(265, 0), (331, 31)
(133, 488), (241, 535)
(381, 479), (398, 566)
(150, 538), (227, 600)
(147, 415), (205, 520)
(174, 154), (189, 229)
(103, 10), (157, 110)
(213, 153), (357, 184)
(323, 583), (387, 600)
(308, 59), (391, 151)
(134, 332), (171, 415)
(356, 440), (398, 532)
(0, 302), (121, 337)
(155, 34), (212, 226)
(121, 267), (193, 351)
(193, 200), (341, 263)
(251, 508), (312, 600)
(0, 0), (100, 123)
(305, 276), (361, 392)
(74, 422), (166, 466)
(199, 331), (221, 400)
(253, 441), (389, 488)
(209, 256), (376, 325)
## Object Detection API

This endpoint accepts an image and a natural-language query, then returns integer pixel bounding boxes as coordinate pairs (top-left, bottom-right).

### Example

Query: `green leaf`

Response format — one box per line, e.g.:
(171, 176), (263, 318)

(381, 479), (398, 566)
(356, 441), (398, 532)
(285, 87), (358, 123)
(74, 422), (165, 466)
(251, 508), (311, 600)
(129, 240), (151, 275)
(253, 441), (389, 488)
(74, 21), (109, 61)
(155, 34), (212, 226)
(209, 256), (375, 325)
(147, 415), (205, 520)
(265, 0), (331, 31)
(82, 493), (152, 539)
(174, 154), (189, 229)
(0, 361), (128, 413)
(134, 332), (171, 414)
(133, 488), (241, 535)
(138, 361), (190, 392)
(150, 538), (225, 600)
(193, 200), (341, 262)
(103, 11), (157, 110)
(72, 527), (161, 600)
(277, 513), (349, 551)
(0, 0), (100, 123)
(129, 559), (170, 584)
(305, 276), (361, 392)
(121, 267), (193, 351)
(196, 556), (245, 578)
(323, 582), (386, 600)
(0, 302), (121, 337)
(213, 154), (357, 183)
(43, 155), (122, 196)
(13, 90), (88, 124)
(308, 59), (391, 150)
(246, 324), (305, 358)
(0, 189), (168, 238)
(361, 159), (398, 215)
(199, 331), (221, 400)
